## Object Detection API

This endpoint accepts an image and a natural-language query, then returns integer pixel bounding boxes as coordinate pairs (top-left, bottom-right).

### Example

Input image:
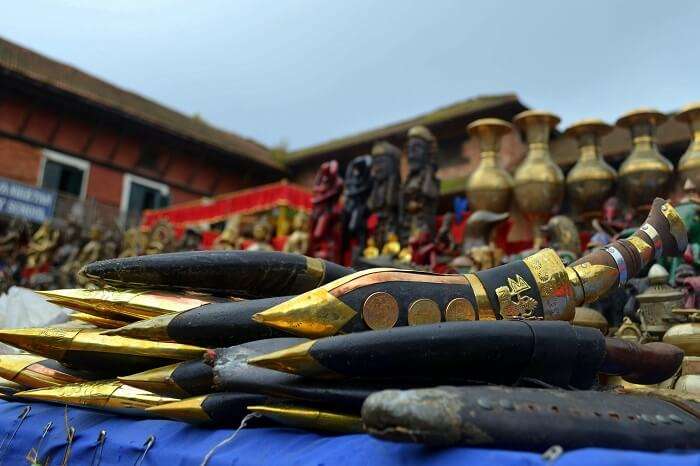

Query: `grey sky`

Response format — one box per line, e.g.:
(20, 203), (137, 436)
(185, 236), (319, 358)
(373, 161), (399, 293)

(3, 0), (699, 150)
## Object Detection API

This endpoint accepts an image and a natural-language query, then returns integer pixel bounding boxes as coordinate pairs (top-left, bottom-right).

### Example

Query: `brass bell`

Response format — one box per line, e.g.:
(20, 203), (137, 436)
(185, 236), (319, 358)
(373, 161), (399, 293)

(636, 264), (684, 340)
(512, 110), (564, 248)
(616, 108), (673, 214)
(465, 118), (514, 213)
(564, 119), (616, 222)
(676, 102), (700, 187)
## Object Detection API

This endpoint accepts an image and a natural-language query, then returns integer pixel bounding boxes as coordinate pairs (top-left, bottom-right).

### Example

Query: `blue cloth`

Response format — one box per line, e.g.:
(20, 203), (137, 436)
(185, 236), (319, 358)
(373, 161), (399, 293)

(0, 399), (697, 466)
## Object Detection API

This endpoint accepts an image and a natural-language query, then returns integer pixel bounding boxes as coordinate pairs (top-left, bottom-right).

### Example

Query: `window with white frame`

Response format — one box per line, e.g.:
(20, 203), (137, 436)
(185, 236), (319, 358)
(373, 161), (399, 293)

(121, 174), (170, 224)
(39, 150), (90, 199)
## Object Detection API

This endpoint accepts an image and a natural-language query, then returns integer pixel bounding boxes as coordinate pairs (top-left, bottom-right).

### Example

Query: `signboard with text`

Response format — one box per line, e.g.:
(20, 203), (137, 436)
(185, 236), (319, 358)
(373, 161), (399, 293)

(0, 177), (56, 223)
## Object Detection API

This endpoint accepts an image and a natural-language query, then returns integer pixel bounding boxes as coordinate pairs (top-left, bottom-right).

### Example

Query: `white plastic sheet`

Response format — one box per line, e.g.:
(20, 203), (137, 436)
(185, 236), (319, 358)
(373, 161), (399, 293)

(0, 287), (71, 354)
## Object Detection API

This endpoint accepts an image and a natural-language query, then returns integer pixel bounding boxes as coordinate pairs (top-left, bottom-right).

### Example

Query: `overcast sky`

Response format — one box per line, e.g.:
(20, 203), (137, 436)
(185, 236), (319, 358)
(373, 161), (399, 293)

(3, 1), (699, 150)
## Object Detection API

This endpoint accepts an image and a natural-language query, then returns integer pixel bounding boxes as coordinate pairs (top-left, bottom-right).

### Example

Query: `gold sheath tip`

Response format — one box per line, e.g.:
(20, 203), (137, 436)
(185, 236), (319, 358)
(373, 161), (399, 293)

(247, 341), (332, 377)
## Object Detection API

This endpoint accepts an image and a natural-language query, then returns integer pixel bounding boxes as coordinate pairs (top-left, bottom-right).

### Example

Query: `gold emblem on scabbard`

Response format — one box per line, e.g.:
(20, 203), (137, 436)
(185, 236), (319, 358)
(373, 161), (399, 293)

(495, 274), (538, 318)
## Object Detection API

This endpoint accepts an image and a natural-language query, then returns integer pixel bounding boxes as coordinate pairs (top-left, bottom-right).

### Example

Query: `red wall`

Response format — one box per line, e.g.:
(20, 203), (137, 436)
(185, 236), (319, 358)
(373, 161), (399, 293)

(0, 90), (271, 211)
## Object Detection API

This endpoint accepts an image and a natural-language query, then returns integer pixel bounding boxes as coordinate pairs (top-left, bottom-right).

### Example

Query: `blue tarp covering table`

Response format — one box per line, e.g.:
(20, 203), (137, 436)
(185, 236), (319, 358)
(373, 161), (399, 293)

(0, 399), (697, 466)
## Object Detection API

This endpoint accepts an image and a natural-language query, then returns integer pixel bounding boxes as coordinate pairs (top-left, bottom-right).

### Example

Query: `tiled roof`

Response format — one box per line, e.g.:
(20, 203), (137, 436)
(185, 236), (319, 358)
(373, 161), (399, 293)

(0, 36), (283, 171)
(287, 93), (521, 163)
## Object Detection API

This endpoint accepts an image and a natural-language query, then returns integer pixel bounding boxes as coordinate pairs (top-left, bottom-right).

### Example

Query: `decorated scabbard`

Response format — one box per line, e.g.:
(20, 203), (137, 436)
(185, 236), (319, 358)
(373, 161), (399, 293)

(119, 359), (214, 398)
(104, 296), (293, 346)
(15, 380), (177, 416)
(362, 386), (700, 451)
(80, 251), (354, 298)
(0, 354), (104, 389)
(211, 338), (384, 411)
(0, 328), (206, 373)
(248, 321), (683, 389)
(253, 198), (687, 338)
(146, 393), (269, 425)
(37, 288), (220, 321)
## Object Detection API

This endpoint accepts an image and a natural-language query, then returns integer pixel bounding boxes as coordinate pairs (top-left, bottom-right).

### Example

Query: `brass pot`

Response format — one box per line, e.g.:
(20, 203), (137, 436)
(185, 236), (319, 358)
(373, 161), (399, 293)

(513, 110), (564, 247)
(663, 323), (700, 356)
(676, 102), (700, 187)
(617, 108), (672, 213)
(465, 118), (514, 213)
(564, 119), (616, 222)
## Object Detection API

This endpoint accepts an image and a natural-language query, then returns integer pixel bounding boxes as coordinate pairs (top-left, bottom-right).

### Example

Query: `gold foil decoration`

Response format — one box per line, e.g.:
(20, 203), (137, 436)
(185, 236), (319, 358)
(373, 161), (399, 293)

(119, 362), (192, 398)
(0, 328), (205, 363)
(444, 298), (475, 321)
(247, 340), (335, 378)
(146, 395), (212, 422)
(247, 405), (363, 434)
(362, 292), (399, 330)
(15, 380), (177, 414)
(616, 108), (672, 213)
(407, 299), (442, 326)
(676, 102), (700, 187)
(564, 119), (616, 222)
(465, 118), (514, 213)
(37, 288), (215, 320)
(512, 110), (564, 248)
(464, 273), (496, 320)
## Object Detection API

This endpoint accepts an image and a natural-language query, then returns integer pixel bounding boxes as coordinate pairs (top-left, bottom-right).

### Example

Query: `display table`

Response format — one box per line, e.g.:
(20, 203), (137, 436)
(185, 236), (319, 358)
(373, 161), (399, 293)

(0, 400), (696, 466)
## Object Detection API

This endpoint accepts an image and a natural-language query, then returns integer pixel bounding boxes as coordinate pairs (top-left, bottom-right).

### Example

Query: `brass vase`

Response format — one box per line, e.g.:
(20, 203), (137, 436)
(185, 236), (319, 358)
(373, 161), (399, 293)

(513, 110), (564, 248)
(465, 118), (514, 213)
(616, 108), (672, 213)
(676, 102), (700, 187)
(564, 119), (616, 222)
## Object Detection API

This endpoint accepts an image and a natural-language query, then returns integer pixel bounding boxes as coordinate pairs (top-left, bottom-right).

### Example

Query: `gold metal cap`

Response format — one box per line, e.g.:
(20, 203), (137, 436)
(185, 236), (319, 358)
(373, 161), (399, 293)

(70, 312), (129, 329)
(118, 362), (193, 398)
(247, 340), (332, 377)
(466, 118), (513, 137)
(102, 313), (175, 341)
(37, 288), (212, 320)
(15, 380), (177, 412)
(0, 354), (44, 381)
(252, 288), (357, 338)
(145, 395), (211, 422)
(248, 405), (363, 433)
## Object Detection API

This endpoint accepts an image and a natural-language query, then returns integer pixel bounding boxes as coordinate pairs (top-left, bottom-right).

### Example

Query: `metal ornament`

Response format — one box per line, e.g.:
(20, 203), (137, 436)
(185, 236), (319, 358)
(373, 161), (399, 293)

(362, 292), (399, 330)
(676, 102), (700, 187)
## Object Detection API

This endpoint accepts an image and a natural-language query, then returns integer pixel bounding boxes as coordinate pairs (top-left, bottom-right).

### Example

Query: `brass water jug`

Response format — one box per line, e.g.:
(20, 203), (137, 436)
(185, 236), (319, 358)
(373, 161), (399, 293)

(617, 108), (672, 213)
(676, 102), (700, 187)
(513, 110), (563, 247)
(564, 119), (616, 222)
(465, 118), (514, 213)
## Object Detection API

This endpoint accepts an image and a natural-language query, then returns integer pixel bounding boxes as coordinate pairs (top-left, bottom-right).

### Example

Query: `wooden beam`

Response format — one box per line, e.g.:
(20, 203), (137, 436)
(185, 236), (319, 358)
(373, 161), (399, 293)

(107, 128), (125, 162)
(209, 169), (224, 194)
(47, 108), (65, 145)
(186, 155), (203, 185)
(16, 98), (38, 136)
(158, 151), (175, 178)
(81, 120), (102, 154)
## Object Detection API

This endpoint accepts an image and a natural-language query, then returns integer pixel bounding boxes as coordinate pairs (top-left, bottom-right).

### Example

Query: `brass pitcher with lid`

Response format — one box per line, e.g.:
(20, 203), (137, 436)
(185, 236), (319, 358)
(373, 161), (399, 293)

(676, 102), (700, 187)
(616, 108), (672, 213)
(513, 110), (564, 248)
(465, 118), (514, 213)
(564, 119), (617, 222)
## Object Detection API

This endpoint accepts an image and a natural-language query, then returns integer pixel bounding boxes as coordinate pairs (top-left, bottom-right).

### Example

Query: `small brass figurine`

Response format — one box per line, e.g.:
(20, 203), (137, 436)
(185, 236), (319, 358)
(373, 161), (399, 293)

(400, 126), (440, 241)
(246, 217), (274, 252)
(342, 155), (373, 258)
(367, 141), (401, 252)
(283, 212), (310, 255)
(214, 215), (243, 250)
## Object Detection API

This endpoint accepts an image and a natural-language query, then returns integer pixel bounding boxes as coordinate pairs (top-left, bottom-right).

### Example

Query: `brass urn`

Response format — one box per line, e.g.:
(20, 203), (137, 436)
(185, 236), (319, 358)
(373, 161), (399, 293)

(676, 102), (700, 187)
(616, 108), (673, 213)
(564, 119), (616, 222)
(465, 118), (514, 213)
(512, 110), (564, 247)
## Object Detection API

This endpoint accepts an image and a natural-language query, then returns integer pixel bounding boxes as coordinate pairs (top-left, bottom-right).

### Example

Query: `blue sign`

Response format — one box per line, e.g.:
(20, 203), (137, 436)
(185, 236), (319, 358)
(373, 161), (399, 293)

(0, 177), (56, 223)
